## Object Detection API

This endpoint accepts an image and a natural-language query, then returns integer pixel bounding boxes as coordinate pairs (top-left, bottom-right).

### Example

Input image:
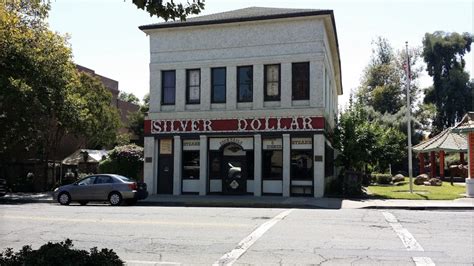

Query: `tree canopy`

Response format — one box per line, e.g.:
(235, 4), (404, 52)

(0, 0), (120, 184)
(132, 0), (205, 21)
(357, 37), (421, 115)
(422, 31), (473, 133)
(118, 91), (140, 104)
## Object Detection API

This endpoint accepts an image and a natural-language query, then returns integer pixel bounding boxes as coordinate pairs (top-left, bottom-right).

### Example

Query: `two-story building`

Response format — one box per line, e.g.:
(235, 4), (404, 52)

(139, 7), (342, 197)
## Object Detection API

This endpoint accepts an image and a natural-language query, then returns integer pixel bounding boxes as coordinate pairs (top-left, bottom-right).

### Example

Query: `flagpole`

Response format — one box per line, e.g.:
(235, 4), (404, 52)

(406, 41), (413, 193)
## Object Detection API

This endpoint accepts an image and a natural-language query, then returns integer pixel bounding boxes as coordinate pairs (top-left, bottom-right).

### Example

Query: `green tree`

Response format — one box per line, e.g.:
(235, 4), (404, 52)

(132, 0), (205, 21)
(358, 37), (421, 114)
(72, 72), (121, 148)
(422, 31), (473, 133)
(0, 0), (78, 175)
(118, 91), (139, 104)
(334, 97), (406, 173)
(128, 93), (149, 146)
(0, 0), (120, 189)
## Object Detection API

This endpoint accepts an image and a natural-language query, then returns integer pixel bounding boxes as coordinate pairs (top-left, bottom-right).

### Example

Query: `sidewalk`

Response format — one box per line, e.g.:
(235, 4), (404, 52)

(1, 192), (473, 210)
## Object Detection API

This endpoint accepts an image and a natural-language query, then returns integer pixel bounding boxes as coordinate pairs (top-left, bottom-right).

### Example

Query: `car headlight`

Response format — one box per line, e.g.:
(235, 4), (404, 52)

(54, 188), (59, 192)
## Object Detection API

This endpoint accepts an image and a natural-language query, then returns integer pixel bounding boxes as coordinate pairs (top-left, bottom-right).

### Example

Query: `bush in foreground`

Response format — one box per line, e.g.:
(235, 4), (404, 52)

(0, 239), (123, 266)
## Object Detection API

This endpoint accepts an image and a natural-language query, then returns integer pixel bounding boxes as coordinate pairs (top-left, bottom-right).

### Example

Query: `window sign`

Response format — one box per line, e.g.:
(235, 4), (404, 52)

(187, 69), (200, 104)
(183, 139), (200, 151)
(263, 138), (282, 150)
(264, 64), (280, 101)
(291, 138), (312, 150)
(160, 139), (173, 155)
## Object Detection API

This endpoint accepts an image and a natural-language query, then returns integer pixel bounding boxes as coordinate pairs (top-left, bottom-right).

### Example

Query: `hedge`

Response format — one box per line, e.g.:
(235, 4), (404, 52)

(0, 239), (123, 266)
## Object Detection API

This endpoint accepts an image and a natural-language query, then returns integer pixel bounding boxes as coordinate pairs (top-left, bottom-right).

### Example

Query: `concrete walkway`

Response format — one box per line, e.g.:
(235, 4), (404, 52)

(1, 192), (473, 210)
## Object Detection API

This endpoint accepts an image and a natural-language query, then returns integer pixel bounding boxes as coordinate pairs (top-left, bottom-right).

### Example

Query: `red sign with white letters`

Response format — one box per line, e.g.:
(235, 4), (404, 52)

(144, 116), (324, 134)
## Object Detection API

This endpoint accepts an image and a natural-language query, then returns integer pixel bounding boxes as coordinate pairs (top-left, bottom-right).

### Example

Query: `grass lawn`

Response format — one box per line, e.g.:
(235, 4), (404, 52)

(367, 181), (466, 200)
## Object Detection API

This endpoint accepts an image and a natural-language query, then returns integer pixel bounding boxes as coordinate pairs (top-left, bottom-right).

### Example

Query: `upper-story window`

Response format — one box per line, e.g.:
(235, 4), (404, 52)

(162, 70), (176, 105)
(292, 62), (310, 100)
(211, 67), (226, 103)
(237, 66), (253, 102)
(264, 64), (280, 101)
(186, 69), (200, 104)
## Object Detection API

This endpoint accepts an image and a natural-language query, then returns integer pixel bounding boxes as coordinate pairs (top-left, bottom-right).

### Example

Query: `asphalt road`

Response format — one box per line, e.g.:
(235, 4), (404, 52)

(0, 203), (472, 265)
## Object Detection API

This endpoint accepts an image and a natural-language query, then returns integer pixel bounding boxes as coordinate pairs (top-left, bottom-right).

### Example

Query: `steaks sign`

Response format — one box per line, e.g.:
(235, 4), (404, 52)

(145, 116), (324, 134)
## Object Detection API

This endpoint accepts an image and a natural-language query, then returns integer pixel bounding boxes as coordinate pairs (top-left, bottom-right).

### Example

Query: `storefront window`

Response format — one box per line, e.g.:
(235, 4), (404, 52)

(246, 151), (254, 179)
(209, 151), (221, 179)
(263, 150), (283, 179)
(291, 150), (313, 180)
(182, 151), (199, 179)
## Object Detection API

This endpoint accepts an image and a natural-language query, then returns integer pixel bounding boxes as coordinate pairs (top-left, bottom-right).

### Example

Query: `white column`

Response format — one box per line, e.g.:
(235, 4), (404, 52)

(201, 68), (211, 111)
(144, 137), (157, 194)
(310, 60), (324, 108)
(173, 136), (182, 195)
(281, 63), (292, 108)
(149, 64), (161, 113)
(199, 135), (208, 196)
(313, 134), (325, 198)
(226, 66), (237, 110)
(175, 69), (186, 112)
(253, 134), (262, 196)
(282, 134), (291, 197)
(253, 65), (264, 110)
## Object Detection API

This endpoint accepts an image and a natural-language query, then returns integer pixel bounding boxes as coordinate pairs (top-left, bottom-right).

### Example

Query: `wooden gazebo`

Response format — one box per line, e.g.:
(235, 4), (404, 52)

(412, 127), (467, 178)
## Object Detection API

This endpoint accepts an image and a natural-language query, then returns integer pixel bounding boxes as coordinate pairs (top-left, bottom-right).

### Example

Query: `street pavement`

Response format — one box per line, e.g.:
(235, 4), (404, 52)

(0, 203), (472, 265)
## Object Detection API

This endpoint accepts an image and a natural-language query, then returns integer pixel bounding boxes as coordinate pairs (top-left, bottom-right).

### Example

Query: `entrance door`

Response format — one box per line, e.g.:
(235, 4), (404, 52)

(221, 144), (247, 195)
(157, 156), (173, 194)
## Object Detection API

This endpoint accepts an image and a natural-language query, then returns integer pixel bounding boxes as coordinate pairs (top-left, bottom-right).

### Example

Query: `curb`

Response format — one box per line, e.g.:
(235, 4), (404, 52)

(362, 206), (474, 210)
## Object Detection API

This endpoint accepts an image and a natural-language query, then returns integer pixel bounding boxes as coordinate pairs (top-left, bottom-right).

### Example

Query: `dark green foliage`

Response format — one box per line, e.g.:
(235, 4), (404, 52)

(422, 31), (473, 133)
(372, 173), (392, 185)
(118, 92), (139, 104)
(334, 98), (406, 174)
(132, 0), (205, 21)
(0, 239), (123, 266)
(99, 144), (144, 180)
(357, 37), (421, 115)
(128, 94), (149, 146)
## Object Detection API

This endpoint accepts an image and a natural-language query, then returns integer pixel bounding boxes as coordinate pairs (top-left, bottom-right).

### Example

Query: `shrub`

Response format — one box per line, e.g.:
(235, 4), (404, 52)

(0, 239), (123, 266)
(99, 144), (144, 181)
(372, 173), (392, 185)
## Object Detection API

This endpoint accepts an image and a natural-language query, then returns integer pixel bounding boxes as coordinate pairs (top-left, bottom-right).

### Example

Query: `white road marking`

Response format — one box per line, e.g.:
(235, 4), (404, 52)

(413, 257), (436, 266)
(125, 260), (181, 265)
(382, 211), (436, 266)
(213, 209), (293, 266)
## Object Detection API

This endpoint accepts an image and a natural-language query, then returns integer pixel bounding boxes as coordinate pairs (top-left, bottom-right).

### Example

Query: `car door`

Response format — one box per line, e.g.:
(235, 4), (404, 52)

(92, 175), (114, 200)
(69, 176), (97, 201)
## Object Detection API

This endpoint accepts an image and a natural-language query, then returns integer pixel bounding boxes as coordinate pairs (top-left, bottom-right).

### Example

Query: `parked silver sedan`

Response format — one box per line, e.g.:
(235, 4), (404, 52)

(53, 174), (148, 206)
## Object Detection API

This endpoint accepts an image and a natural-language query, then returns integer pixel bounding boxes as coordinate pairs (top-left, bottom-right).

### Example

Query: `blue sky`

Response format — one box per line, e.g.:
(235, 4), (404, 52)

(48, 0), (473, 107)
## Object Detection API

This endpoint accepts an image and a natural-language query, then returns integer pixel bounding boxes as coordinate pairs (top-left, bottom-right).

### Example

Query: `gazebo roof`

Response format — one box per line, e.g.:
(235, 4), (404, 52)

(452, 112), (474, 134)
(413, 127), (467, 153)
(62, 149), (109, 165)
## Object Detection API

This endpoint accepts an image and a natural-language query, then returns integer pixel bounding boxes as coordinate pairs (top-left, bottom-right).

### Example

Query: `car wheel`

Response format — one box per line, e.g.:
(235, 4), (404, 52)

(78, 201), (88, 206)
(109, 192), (122, 206)
(58, 192), (71, 205)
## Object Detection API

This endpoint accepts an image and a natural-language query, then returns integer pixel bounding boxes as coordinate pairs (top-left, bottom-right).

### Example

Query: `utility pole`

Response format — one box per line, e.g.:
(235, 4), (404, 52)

(405, 41), (413, 193)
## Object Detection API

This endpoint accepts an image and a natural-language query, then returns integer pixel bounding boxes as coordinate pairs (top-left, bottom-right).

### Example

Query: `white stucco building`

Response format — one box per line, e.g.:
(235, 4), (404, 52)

(139, 7), (342, 197)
